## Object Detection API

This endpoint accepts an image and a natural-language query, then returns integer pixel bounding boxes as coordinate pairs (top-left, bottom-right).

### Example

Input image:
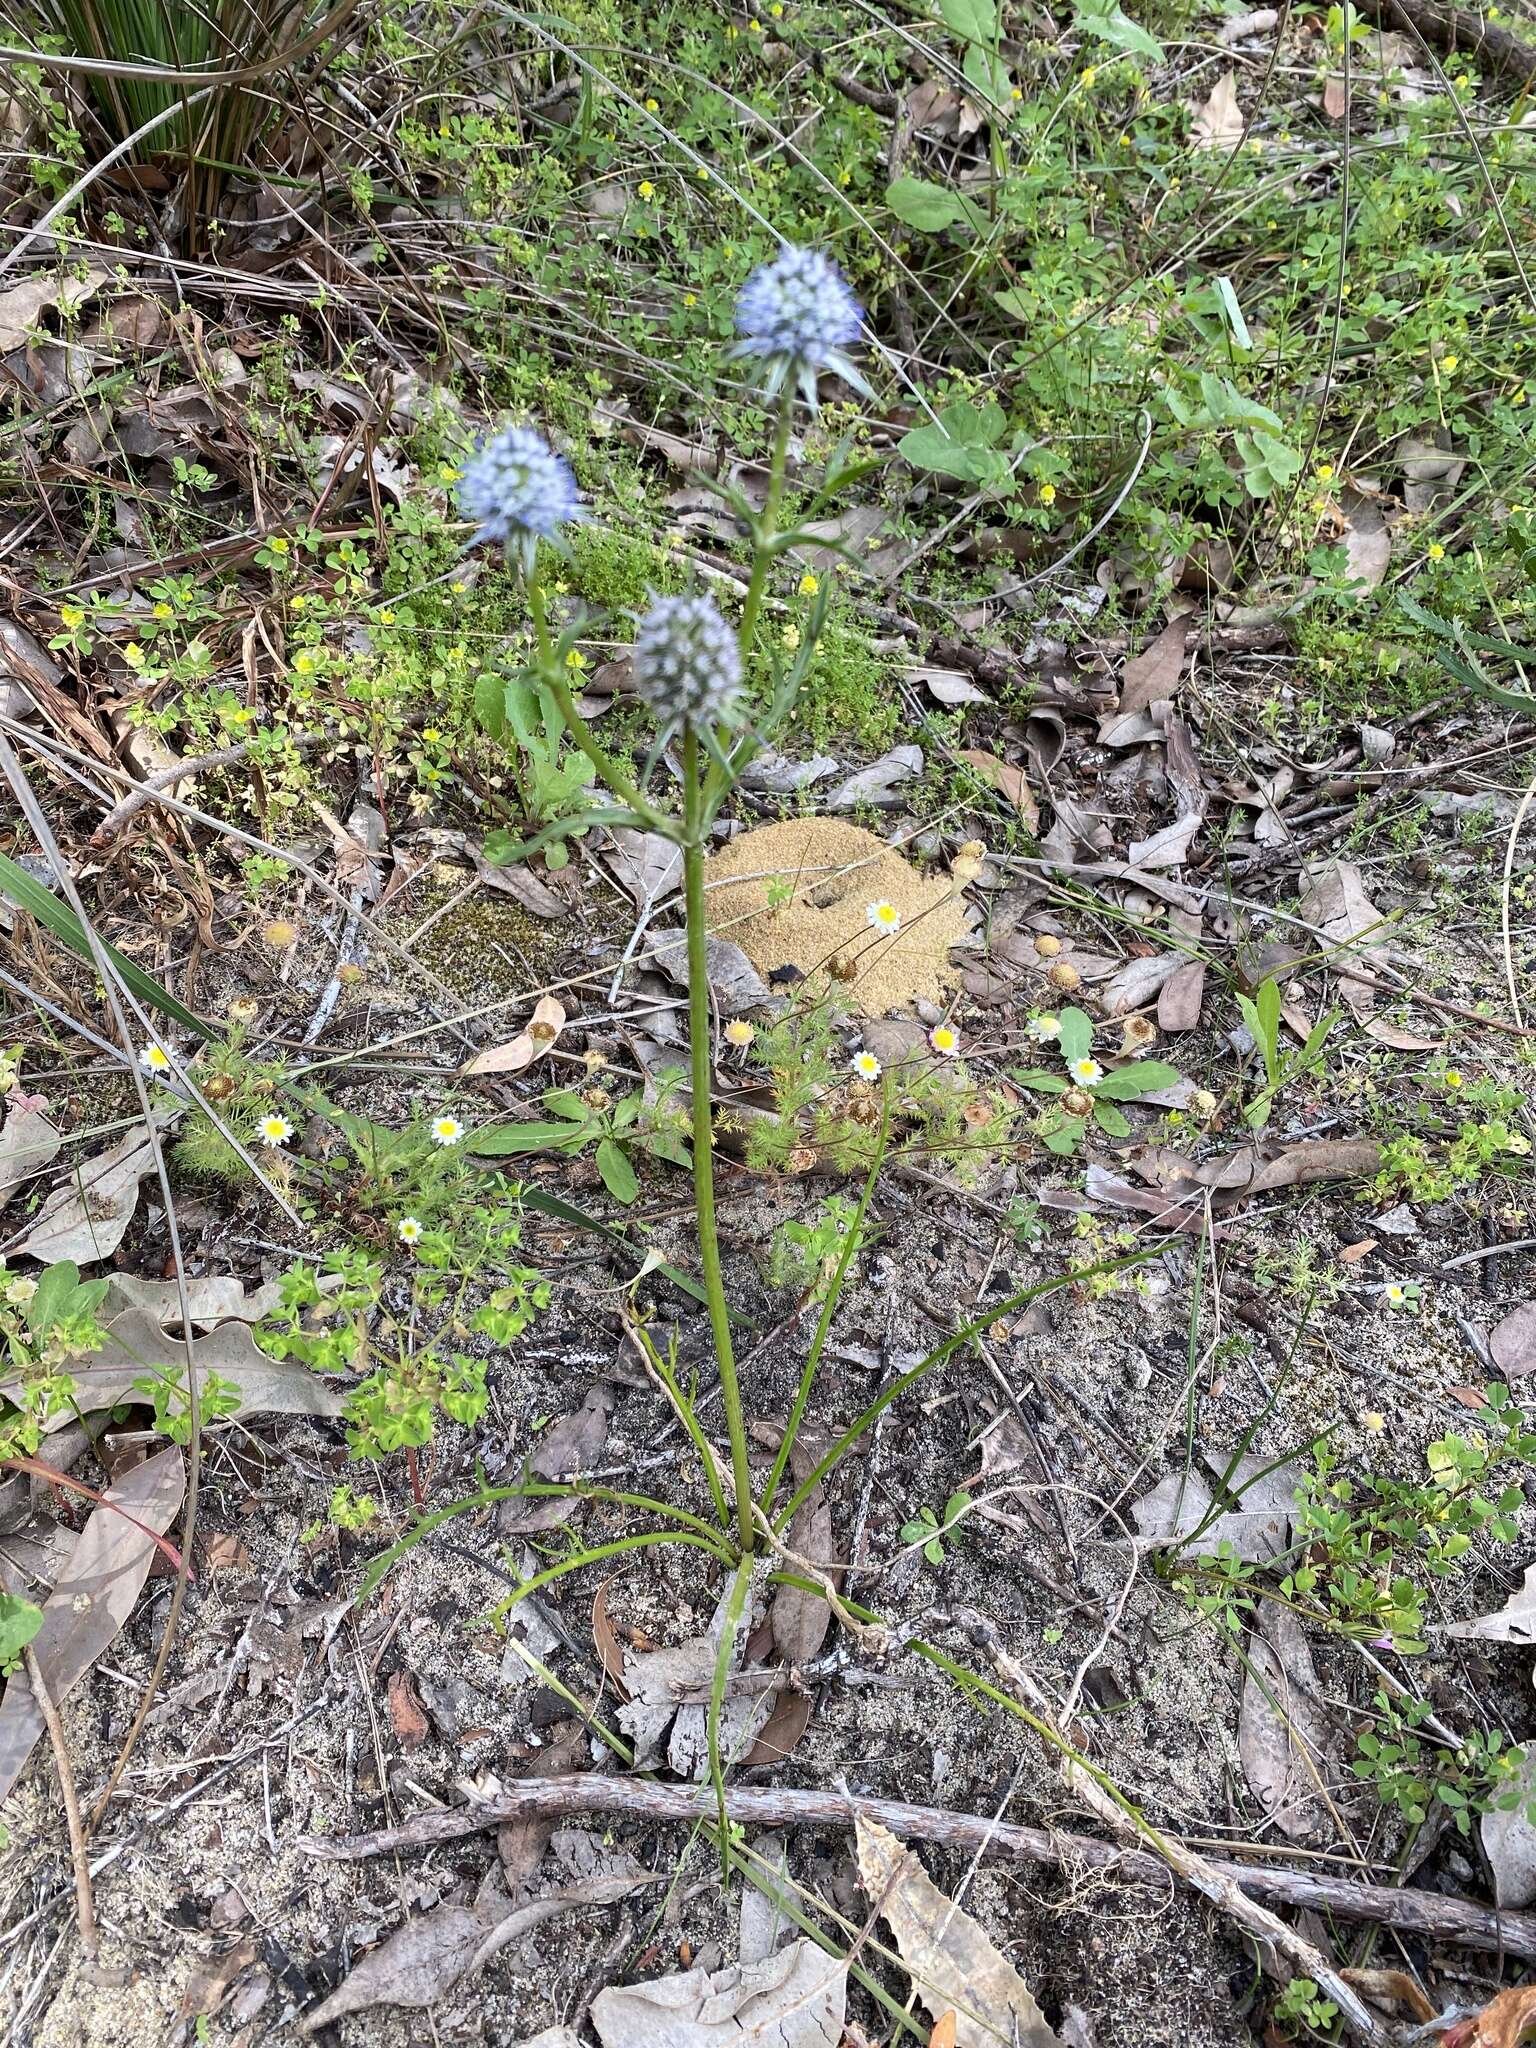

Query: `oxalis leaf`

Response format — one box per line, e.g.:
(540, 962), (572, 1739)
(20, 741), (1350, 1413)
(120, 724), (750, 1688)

(0, 852), (212, 1041)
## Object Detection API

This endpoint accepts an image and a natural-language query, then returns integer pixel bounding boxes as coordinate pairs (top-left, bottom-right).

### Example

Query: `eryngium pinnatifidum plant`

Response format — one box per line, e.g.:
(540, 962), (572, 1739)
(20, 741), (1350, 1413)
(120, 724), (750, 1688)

(461, 250), (873, 1554)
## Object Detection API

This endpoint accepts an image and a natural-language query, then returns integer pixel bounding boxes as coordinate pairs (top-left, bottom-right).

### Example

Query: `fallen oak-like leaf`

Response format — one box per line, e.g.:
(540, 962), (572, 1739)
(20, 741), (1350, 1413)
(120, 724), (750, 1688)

(1445, 1562), (1536, 1645)
(957, 749), (1040, 832)
(0, 1307), (346, 1433)
(9, 1124), (159, 1265)
(856, 1815), (1060, 2047)
(590, 1935), (846, 2048)
(0, 1443), (184, 1801)
(462, 996), (567, 1077)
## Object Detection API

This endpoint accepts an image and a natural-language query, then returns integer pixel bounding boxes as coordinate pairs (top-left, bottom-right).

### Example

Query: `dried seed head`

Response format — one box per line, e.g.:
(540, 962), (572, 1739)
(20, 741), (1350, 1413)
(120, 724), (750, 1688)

(786, 1145), (817, 1174)
(582, 1087), (611, 1112)
(262, 919), (298, 951)
(1034, 933), (1063, 958)
(1062, 1087), (1094, 1117)
(1119, 1015), (1158, 1054)
(226, 997), (260, 1027)
(952, 838), (987, 885)
(724, 1018), (755, 1046)
(1047, 959), (1081, 991)
(530, 1019), (559, 1045)
(828, 953), (858, 983)
(201, 1072), (236, 1102)
(1192, 1088), (1218, 1117)
(337, 963), (365, 987)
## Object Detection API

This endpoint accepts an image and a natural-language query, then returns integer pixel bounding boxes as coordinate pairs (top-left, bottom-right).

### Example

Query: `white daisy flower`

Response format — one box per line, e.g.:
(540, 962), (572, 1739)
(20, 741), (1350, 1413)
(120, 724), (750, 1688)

(258, 1113), (293, 1147)
(929, 1024), (959, 1057)
(1069, 1057), (1103, 1087)
(431, 1115), (464, 1147)
(1025, 1015), (1061, 1043)
(866, 900), (900, 934)
(851, 1050), (881, 1080)
(140, 1044), (172, 1075)
(398, 1216), (423, 1245)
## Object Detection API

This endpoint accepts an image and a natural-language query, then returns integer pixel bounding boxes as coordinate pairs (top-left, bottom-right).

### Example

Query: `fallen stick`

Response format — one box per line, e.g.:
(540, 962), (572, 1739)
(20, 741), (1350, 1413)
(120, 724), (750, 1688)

(298, 1776), (1536, 1964)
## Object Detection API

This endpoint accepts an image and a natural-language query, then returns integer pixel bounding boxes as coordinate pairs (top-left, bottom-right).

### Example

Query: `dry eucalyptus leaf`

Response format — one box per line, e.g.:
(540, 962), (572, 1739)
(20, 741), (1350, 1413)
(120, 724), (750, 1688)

(1481, 1747), (1536, 1908)
(1098, 952), (1182, 1016)
(0, 1307), (345, 1431)
(590, 1937), (846, 2048)
(1238, 1607), (1332, 1841)
(607, 828), (684, 907)
(1339, 489), (1392, 592)
(12, 1125), (159, 1265)
(958, 749), (1040, 832)
(1298, 859), (1388, 1019)
(856, 1817), (1059, 2048)
(1445, 1563), (1536, 1644)
(653, 931), (769, 1017)
(1490, 1304), (1536, 1378)
(911, 666), (987, 706)
(1131, 1456), (1299, 1561)
(1399, 433), (1466, 516)
(463, 996), (567, 1077)
(101, 1273), (287, 1327)
(0, 1444), (185, 1802)
(825, 744), (923, 811)
(498, 1383), (616, 1534)
(0, 1101), (60, 1201)
(1099, 617), (1188, 744)
(1191, 70), (1244, 150)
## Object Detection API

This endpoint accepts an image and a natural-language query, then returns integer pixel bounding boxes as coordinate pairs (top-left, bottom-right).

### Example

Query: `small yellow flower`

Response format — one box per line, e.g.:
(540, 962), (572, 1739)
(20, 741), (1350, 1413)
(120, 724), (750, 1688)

(291, 593), (307, 610)
(644, 96), (659, 112)
(153, 601), (174, 620)
(565, 648), (588, 670)
(929, 1025), (960, 1057)
(1315, 463), (1334, 483)
(638, 180), (656, 202)
(1080, 64), (1097, 86)
(60, 605), (84, 629)
(1010, 85), (1023, 99)
(1026, 1014), (1060, 1043)
(258, 1113), (293, 1148)
(123, 643), (146, 669)
(798, 573), (819, 596)
(398, 1216), (423, 1245)
(852, 1050), (881, 1080)
(866, 900), (900, 934)
(1069, 1056), (1103, 1087)
(1363, 1411), (1386, 1433)
(268, 536), (290, 556)
(748, 14), (762, 29)
(1427, 541), (1445, 562)
(452, 580), (468, 593)
(293, 652), (317, 674)
(724, 1019), (755, 1046)
(140, 1044), (172, 1075)
(770, 1), (783, 12)
(378, 607), (396, 625)
(422, 726), (443, 744)
(1038, 482), (1056, 506)
(696, 165), (710, 179)
(781, 624), (801, 650)
(431, 1114), (464, 1147)
(1384, 1283), (1408, 1307)
(1443, 1068), (1463, 1088)
(683, 291), (697, 306)
(439, 463), (462, 485)
(1440, 354), (1459, 374)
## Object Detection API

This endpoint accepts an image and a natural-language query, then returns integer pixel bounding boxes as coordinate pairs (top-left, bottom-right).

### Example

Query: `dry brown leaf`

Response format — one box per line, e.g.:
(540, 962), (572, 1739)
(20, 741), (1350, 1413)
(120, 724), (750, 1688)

(0, 1444), (185, 1801)
(956, 750), (1040, 832)
(590, 1937), (846, 2048)
(1191, 70), (1245, 149)
(0, 266), (109, 350)
(387, 1669), (430, 1748)
(498, 1384), (616, 1534)
(1491, 1304), (1536, 1378)
(12, 1124), (159, 1264)
(1099, 617), (1188, 744)
(856, 1816), (1060, 2047)
(0, 1307), (345, 1433)
(1446, 1562), (1536, 1644)
(1339, 488), (1392, 592)
(1442, 1983), (1536, 2048)
(607, 828), (685, 907)
(463, 996), (567, 1077)
(929, 2019), (959, 2048)
(1298, 860), (1388, 1019)
(204, 1531), (251, 1573)
(0, 1099), (60, 1201)
(1131, 1455), (1299, 1561)
(1237, 1607), (1332, 1841)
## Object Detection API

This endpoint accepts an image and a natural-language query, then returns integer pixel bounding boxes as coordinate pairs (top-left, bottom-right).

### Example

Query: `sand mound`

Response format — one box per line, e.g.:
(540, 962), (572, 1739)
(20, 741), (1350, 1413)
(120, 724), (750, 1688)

(700, 819), (965, 1015)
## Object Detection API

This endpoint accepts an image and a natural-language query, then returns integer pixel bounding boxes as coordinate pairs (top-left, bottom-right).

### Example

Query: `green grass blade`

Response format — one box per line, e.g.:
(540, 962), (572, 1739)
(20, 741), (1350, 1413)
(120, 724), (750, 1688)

(0, 851), (213, 1041)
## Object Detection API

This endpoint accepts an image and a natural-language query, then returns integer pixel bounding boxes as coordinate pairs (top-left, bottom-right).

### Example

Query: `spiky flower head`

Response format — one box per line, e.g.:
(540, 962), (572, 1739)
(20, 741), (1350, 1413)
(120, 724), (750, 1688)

(730, 245), (868, 407)
(457, 424), (582, 570)
(630, 593), (743, 729)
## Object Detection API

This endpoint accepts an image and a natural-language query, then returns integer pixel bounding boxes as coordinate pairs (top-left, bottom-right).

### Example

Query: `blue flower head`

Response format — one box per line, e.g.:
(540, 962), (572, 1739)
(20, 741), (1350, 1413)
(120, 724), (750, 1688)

(631, 593), (743, 730)
(730, 245), (869, 408)
(457, 423), (582, 569)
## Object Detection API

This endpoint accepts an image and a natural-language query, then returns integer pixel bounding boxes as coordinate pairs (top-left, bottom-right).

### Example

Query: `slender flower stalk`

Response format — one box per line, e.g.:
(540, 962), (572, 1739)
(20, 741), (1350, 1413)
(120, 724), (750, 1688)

(682, 727), (754, 1554)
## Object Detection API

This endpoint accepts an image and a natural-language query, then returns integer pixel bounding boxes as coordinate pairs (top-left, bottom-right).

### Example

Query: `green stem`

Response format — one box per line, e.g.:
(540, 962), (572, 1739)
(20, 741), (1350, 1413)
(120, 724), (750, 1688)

(682, 727), (754, 1555)
(735, 394), (794, 659)
(526, 572), (670, 831)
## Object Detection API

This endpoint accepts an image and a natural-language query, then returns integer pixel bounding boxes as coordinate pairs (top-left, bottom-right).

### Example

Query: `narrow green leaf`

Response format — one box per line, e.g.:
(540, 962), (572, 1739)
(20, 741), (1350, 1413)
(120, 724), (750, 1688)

(1009, 1068), (1069, 1094)
(0, 851), (212, 1041)
(467, 1122), (588, 1155)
